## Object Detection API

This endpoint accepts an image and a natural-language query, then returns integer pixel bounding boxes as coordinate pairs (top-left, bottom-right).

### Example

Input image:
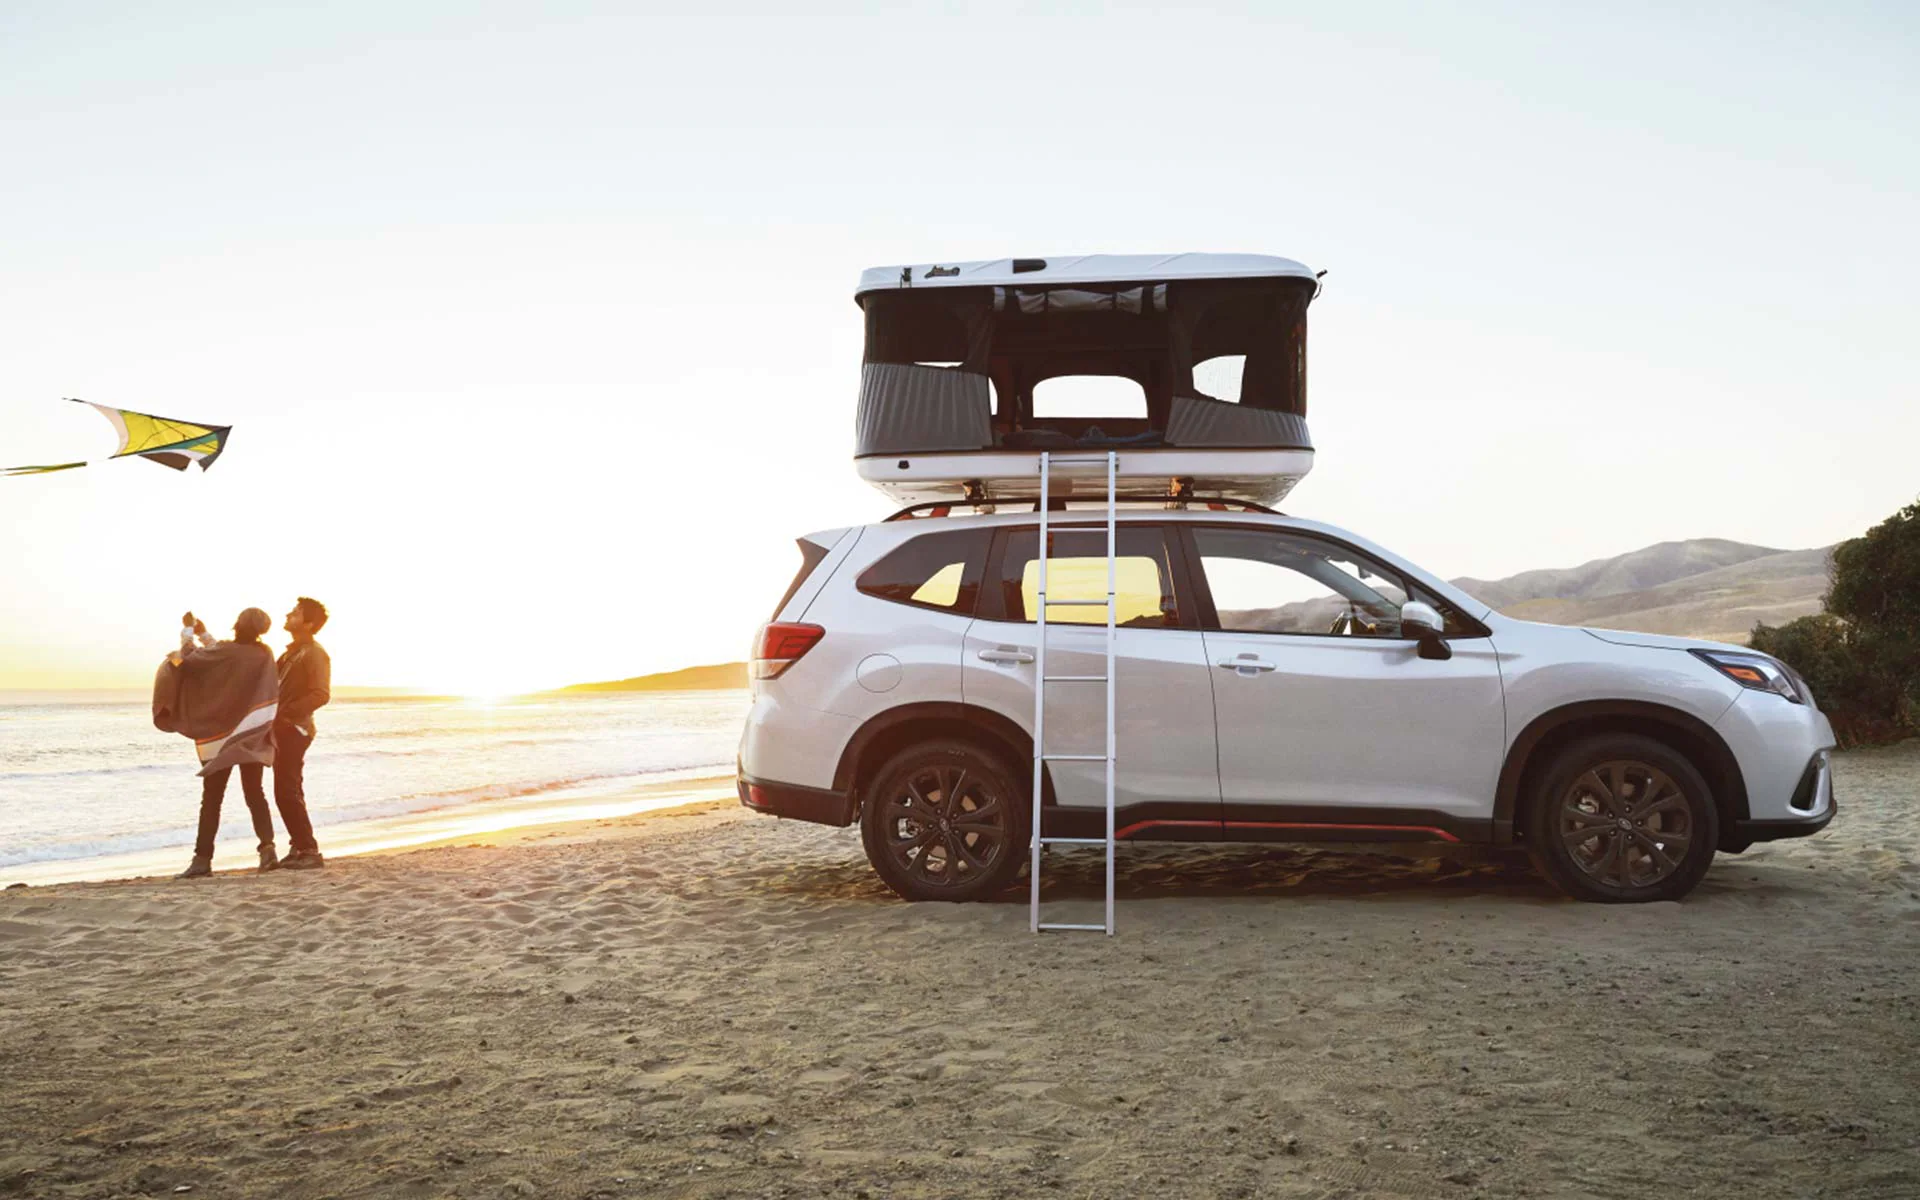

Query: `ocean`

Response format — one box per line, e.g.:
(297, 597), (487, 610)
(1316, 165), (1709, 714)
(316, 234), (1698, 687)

(0, 689), (750, 885)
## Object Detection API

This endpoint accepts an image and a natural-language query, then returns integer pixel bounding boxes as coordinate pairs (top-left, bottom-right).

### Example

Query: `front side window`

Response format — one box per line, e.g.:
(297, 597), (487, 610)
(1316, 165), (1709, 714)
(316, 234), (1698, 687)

(993, 526), (1183, 628)
(857, 528), (990, 615)
(1194, 527), (1413, 638)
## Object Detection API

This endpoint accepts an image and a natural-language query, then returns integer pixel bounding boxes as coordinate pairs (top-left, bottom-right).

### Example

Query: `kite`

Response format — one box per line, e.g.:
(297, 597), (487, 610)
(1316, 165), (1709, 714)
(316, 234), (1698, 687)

(3, 399), (232, 477)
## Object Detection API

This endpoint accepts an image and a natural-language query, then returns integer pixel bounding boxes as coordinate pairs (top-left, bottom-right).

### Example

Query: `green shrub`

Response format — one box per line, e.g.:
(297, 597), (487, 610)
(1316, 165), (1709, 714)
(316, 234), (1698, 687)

(1750, 497), (1920, 747)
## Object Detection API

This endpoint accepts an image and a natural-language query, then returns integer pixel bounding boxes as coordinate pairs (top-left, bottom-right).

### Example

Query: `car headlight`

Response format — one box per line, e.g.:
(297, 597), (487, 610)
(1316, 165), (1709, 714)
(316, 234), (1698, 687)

(1691, 650), (1805, 704)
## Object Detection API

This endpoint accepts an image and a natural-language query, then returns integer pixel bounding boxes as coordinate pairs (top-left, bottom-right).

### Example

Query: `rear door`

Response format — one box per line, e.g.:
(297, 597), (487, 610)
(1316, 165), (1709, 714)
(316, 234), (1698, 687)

(1185, 524), (1505, 836)
(963, 522), (1222, 838)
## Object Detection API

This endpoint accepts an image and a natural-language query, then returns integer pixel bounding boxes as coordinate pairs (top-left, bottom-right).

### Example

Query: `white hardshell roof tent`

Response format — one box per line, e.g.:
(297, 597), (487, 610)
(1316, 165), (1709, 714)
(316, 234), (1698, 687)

(855, 253), (1321, 296)
(852, 252), (1322, 507)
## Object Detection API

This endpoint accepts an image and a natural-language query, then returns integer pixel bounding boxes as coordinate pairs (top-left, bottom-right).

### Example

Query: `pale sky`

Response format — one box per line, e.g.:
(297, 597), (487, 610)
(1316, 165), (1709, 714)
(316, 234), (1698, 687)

(2, 2), (1915, 694)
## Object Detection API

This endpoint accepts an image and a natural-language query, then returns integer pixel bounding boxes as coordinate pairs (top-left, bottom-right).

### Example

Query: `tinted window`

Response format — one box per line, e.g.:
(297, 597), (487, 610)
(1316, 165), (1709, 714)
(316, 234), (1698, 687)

(994, 526), (1184, 628)
(857, 528), (989, 615)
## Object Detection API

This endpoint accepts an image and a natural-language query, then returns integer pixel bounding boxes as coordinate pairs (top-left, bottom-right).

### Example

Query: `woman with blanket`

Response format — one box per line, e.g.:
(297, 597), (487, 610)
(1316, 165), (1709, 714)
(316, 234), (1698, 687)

(154, 608), (282, 878)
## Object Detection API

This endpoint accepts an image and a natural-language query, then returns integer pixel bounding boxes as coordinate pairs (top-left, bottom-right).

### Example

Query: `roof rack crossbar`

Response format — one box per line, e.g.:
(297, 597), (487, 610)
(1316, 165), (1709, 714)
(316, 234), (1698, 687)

(883, 495), (1281, 521)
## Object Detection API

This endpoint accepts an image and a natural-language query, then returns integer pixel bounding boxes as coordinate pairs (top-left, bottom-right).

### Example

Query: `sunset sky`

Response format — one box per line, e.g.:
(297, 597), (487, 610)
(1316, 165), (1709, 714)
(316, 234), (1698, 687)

(2, 3), (1915, 696)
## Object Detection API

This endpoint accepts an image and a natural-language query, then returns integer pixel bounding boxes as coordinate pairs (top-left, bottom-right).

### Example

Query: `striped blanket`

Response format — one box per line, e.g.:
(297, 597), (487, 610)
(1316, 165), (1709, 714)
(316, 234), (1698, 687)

(152, 642), (279, 776)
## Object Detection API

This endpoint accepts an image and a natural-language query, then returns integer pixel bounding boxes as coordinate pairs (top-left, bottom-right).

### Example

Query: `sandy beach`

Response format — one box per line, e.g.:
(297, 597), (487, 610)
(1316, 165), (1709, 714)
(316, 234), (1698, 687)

(3, 746), (1916, 1199)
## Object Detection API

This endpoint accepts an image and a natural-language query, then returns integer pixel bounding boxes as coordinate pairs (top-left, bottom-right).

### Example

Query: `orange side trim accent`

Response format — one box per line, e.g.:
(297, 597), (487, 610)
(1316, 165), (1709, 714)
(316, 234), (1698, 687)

(1106, 819), (1460, 843)
(1224, 820), (1460, 843)
(1113, 819), (1219, 839)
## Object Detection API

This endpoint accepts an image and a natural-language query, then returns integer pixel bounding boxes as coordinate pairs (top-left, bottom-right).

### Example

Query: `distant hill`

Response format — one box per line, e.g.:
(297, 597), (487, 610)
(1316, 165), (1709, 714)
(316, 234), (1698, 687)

(1453, 539), (1830, 644)
(557, 662), (747, 693)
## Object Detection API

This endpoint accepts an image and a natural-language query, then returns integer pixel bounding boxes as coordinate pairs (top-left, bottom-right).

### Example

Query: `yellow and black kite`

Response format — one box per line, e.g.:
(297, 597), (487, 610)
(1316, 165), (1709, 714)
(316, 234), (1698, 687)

(4, 400), (231, 477)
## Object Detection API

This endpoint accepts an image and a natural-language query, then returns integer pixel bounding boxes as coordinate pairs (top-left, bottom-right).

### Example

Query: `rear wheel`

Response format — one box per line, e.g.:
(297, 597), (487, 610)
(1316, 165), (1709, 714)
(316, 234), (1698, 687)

(1524, 734), (1719, 903)
(860, 740), (1025, 902)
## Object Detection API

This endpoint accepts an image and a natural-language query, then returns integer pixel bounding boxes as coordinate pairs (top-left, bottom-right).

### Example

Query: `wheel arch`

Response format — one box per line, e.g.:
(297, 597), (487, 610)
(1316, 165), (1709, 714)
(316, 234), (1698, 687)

(1495, 700), (1750, 846)
(833, 702), (1032, 814)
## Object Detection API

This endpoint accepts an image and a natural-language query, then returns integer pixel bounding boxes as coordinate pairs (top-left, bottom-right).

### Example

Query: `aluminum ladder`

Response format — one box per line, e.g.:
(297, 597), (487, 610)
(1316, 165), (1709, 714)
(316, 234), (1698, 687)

(1029, 450), (1119, 935)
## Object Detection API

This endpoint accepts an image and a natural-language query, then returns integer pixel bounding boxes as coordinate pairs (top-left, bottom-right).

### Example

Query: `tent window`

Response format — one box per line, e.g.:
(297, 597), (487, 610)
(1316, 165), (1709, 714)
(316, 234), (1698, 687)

(1030, 376), (1147, 420)
(1192, 355), (1246, 403)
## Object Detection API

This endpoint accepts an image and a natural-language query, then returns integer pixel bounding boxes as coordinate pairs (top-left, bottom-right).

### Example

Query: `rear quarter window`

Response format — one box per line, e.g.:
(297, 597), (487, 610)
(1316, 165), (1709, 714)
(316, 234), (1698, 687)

(856, 528), (990, 616)
(771, 537), (834, 620)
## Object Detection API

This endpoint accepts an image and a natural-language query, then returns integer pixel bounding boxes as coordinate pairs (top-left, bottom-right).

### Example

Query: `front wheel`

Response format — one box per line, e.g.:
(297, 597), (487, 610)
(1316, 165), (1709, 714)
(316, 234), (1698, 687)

(1524, 734), (1719, 903)
(860, 740), (1026, 902)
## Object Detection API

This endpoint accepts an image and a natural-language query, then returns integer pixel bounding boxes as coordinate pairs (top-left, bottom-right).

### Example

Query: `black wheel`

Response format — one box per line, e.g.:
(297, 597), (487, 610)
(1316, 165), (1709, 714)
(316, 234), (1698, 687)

(1524, 733), (1719, 903)
(859, 739), (1026, 902)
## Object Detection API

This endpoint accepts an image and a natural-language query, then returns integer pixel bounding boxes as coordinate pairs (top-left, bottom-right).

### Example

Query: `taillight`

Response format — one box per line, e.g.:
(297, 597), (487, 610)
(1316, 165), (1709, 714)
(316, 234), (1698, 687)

(751, 622), (825, 680)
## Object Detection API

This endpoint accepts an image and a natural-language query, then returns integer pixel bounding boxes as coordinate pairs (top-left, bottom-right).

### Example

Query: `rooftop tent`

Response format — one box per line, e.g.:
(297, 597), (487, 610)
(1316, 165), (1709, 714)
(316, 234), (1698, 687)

(852, 254), (1320, 506)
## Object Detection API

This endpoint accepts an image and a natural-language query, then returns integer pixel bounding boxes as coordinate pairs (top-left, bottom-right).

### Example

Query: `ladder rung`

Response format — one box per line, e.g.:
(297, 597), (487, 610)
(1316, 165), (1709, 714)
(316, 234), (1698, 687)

(1041, 837), (1109, 846)
(1040, 753), (1108, 762)
(1043, 527), (1110, 534)
(1041, 455), (1117, 465)
(1043, 674), (1107, 683)
(1038, 923), (1109, 932)
(1041, 598), (1111, 607)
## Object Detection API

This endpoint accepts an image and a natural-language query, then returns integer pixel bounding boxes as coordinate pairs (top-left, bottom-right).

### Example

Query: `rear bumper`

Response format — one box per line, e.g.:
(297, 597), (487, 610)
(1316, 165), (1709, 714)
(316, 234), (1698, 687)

(738, 774), (857, 828)
(1725, 751), (1836, 851)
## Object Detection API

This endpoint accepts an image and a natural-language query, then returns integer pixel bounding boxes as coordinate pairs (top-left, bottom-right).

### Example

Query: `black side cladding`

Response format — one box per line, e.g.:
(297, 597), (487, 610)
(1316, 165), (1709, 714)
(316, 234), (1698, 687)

(771, 538), (833, 620)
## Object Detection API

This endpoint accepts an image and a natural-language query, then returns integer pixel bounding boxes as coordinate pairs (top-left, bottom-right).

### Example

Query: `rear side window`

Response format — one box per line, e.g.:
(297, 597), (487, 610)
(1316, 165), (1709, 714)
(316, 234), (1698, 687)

(991, 526), (1186, 628)
(857, 528), (990, 615)
(771, 537), (833, 620)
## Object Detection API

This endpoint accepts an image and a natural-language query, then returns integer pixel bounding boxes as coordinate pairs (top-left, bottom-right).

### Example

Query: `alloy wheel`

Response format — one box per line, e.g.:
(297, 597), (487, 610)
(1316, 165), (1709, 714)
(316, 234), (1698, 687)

(1559, 759), (1694, 890)
(879, 763), (1009, 889)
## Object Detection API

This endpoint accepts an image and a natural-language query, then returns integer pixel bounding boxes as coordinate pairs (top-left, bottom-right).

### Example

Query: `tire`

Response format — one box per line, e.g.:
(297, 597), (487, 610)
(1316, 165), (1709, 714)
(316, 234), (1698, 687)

(860, 739), (1027, 902)
(1524, 733), (1719, 903)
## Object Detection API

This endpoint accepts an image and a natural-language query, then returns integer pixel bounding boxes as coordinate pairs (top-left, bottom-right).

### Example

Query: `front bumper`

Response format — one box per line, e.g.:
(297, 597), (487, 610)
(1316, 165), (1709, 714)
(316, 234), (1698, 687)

(1725, 751), (1836, 851)
(738, 774), (857, 827)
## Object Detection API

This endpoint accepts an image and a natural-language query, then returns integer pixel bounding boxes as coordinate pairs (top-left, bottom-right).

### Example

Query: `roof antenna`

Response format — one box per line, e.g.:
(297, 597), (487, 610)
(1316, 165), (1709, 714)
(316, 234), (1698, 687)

(899, 266), (912, 288)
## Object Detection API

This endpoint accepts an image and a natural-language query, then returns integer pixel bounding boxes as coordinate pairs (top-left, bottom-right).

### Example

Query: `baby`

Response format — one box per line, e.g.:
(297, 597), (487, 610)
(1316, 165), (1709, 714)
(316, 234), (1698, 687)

(178, 611), (216, 655)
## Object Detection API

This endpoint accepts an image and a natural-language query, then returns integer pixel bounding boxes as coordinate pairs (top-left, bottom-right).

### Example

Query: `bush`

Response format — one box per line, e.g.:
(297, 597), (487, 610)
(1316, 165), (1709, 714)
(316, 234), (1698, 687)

(1750, 497), (1920, 747)
(1748, 615), (1903, 747)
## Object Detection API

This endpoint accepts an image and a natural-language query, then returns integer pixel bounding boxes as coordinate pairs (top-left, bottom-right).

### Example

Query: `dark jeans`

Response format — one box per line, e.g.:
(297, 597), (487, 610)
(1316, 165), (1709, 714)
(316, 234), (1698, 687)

(196, 763), (273, 859)
(273, 721), (320, 854)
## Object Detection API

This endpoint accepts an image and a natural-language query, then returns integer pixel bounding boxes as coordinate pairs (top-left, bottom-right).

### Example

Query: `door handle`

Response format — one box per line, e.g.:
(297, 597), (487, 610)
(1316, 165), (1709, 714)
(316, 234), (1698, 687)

(1215, 654), (1278, 675)
(978, 647), (1035, 665)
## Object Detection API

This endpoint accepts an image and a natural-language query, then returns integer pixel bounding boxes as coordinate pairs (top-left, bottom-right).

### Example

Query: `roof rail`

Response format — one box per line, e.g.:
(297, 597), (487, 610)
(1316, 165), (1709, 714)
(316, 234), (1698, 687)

(883, 495), (1282, 522)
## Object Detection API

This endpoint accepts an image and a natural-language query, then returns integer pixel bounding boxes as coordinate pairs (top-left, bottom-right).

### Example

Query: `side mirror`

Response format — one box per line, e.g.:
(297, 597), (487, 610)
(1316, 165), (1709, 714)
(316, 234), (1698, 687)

(1401, 601), (1452, 660)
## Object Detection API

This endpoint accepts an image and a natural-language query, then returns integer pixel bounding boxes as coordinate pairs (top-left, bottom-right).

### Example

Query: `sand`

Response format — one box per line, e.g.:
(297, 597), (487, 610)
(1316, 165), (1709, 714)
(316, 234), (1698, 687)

(2, 748), (1917, 1199)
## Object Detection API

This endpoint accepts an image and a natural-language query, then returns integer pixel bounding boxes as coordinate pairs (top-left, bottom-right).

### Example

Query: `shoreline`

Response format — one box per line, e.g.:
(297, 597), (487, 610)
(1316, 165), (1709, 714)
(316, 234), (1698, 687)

(1, 772), (739, 888)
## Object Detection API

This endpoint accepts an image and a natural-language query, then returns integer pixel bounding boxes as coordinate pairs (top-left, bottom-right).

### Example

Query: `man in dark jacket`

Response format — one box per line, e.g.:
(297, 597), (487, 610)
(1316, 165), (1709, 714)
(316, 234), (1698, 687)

(274, 596), (332, 870)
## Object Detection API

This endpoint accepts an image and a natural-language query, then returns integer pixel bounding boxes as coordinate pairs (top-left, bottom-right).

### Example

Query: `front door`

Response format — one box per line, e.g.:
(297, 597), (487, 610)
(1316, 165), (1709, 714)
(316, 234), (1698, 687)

(963, 523), (1221, 838)
(1186, 525), (1505, 838)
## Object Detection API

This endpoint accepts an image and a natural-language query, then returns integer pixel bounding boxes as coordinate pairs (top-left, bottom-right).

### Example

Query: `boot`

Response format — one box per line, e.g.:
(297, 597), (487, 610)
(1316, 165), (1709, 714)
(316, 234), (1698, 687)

(258, 844), (280, 872)
(177, 855), (212, 879)
(281, 849), (326, 871)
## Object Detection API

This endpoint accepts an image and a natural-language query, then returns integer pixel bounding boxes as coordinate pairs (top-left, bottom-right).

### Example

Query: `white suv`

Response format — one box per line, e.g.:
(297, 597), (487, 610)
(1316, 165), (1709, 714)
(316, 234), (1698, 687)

(737, 503), (1837, 904)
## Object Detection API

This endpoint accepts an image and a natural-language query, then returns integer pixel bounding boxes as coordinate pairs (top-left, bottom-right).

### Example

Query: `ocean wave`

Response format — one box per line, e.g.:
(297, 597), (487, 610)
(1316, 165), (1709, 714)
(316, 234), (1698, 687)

(0, 758), (735, 869)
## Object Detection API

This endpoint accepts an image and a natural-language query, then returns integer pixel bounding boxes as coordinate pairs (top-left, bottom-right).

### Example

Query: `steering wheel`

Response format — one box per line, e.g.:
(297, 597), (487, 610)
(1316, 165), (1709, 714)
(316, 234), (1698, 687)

(1327, 607), (1380, 637)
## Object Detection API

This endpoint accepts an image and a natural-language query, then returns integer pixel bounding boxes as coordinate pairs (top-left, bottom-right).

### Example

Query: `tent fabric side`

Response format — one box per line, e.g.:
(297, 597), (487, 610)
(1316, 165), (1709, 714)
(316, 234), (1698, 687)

(1163, 394), (1313, 450)
(854, 364), (994, 457)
